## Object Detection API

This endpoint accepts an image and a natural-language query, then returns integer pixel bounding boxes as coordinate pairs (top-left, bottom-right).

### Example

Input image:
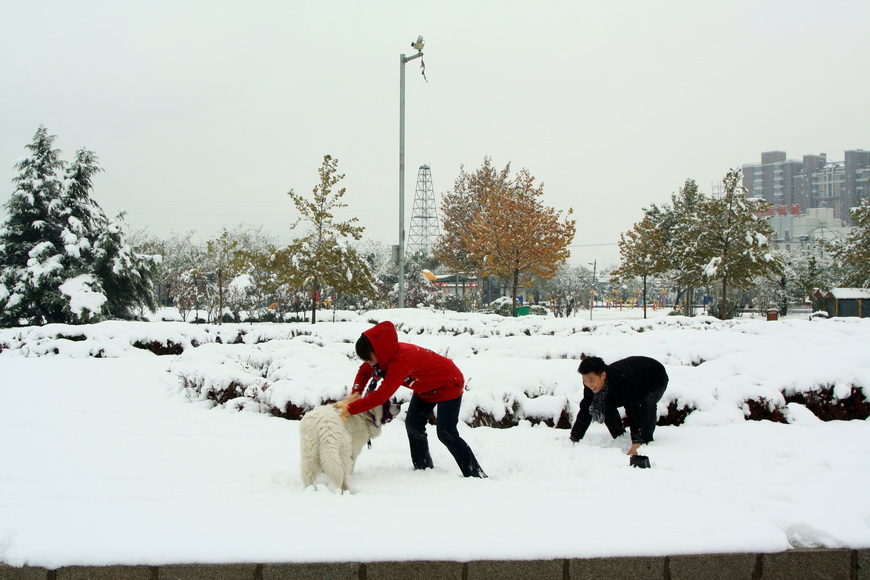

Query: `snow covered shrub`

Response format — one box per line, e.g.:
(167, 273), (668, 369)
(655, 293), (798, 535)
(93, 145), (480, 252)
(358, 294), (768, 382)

(708, 300), (739, 320)
(784, 386), (869, 421)
(440, 294), (471, 313)
(743, 398), (787, 423)
(488, 296), (514, 317)
(132, 340), (184, 356)
(470, 405), (520, 429)
(658, 401), (697, 426)
(524, 406), (573, 429)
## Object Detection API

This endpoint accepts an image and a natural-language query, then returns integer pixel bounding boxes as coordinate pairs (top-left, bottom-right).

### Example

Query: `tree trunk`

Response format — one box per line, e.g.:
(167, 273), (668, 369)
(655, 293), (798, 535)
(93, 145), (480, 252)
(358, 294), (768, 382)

(674, 287), (685, 313)
(642, 275), (648, 319)
(218, 267), (224, 325)
(685, 286), (694, 317)
(721, 278), (728, 320)
(511, 270), (520, 317)
(311, 276), (318, 324)
(779, 277), (789, 315)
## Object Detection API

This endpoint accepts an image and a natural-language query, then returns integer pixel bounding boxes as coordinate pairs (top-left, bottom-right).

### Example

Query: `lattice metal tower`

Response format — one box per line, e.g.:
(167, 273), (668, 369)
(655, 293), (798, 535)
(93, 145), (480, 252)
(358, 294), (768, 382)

(406, 165), (440, 258)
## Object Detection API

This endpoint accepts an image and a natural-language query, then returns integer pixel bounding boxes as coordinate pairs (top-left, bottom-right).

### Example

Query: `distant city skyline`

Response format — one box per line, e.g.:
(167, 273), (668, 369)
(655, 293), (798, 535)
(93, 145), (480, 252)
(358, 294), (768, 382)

(743, 149), (870, 226)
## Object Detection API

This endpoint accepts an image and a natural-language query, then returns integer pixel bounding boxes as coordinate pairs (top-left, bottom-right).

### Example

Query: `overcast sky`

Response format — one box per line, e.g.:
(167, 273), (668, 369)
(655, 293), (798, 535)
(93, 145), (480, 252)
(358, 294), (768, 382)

(2, 0), (868, 269)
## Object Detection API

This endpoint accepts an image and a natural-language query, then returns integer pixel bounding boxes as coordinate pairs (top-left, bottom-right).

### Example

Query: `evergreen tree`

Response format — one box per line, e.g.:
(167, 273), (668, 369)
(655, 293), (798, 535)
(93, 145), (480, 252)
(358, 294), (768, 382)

(63, 148), (158, 320)
(90, 219), (159, 320)
(0, 126), (157, 325)
(286, 155), (374, 323)
(60, 147), (104, 259)
(829, 197), (870, 287)
(1, 126), (69, 324)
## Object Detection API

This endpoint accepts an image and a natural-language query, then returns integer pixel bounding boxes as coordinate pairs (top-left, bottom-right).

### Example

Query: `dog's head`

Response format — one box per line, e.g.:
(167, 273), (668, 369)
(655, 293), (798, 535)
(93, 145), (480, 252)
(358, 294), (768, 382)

(365, 399), (402, 428)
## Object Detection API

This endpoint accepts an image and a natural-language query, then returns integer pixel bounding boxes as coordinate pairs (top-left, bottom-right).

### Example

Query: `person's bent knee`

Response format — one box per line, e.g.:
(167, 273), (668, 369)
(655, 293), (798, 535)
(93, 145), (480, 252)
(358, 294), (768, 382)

(436, 425), (459, 444)
(406, 421), (426, 438)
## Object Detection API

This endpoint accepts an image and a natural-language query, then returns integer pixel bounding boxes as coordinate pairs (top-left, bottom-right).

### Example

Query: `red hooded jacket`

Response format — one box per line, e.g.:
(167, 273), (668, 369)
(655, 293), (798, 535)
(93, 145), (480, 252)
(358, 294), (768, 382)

(346, 321), (465, 415)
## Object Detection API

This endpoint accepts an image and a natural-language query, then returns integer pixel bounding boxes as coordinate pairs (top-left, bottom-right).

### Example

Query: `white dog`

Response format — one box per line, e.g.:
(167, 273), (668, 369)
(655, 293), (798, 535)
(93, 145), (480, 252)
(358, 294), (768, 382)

(299, 396), (397, 492)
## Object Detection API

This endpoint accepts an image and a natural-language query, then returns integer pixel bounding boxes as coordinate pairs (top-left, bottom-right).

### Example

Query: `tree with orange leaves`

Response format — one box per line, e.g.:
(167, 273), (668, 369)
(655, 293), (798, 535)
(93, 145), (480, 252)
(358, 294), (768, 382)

(461, 164), (576, 316)
(433, 158), (512, 275)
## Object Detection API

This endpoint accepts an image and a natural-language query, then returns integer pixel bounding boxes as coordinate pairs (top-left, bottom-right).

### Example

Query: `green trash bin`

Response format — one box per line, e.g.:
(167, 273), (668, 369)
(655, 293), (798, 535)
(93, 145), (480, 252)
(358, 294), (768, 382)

(515, 306), (530, 316)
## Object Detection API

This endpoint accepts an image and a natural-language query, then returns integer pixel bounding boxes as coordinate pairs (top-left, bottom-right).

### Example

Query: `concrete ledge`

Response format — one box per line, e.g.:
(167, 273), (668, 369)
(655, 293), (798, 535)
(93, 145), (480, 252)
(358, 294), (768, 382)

(0, 566), (48, 580)
(761, 548), (853, 580)
(262, 562), (358, 580)
(571, 555), (664, 579)
(158, 564), (258, 580)
(859, 549), (870, 580)
(56, 566), (156, 580)
(668, 553), (759, 580)
(2, 549), (869, 580)
(366, 560), (463, 580)
(466, 559), (564, 580)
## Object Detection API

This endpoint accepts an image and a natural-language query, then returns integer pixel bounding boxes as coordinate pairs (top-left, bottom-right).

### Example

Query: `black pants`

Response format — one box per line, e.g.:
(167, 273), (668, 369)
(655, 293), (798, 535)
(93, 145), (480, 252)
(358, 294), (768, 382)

(405, 393), (486, 478)
(640, 378), (669, 442)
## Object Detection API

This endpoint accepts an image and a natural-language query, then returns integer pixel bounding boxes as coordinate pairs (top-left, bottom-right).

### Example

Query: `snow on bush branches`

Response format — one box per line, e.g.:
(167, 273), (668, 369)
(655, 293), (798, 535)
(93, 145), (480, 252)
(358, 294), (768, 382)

(1, 310), (868, 427)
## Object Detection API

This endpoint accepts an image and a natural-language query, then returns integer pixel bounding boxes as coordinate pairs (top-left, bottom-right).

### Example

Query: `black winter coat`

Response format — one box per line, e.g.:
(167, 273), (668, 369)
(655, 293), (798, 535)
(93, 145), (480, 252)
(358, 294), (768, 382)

(570, 356), (669, 444)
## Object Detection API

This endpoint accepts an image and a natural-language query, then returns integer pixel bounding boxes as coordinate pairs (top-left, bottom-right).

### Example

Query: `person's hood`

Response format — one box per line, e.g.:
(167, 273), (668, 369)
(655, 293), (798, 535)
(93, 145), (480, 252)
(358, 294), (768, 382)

(363, 321), (399, 366)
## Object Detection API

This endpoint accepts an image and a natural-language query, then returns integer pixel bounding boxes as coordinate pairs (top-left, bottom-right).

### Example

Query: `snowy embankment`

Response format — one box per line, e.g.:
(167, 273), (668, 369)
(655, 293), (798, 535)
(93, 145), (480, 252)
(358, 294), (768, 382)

(1, 309), (869, 568)
(3, 309), (867, 427)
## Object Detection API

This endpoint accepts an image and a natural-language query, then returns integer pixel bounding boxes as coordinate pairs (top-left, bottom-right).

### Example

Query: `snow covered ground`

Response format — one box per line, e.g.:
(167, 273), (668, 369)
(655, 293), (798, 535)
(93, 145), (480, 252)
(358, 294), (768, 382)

(1, 307), (869, 569)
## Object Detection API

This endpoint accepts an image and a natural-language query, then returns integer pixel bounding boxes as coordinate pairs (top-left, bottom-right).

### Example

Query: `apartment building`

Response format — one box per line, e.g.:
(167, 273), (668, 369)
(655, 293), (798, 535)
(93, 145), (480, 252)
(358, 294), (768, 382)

(766, 206), (851, 248)
(742, 150), (870, 225)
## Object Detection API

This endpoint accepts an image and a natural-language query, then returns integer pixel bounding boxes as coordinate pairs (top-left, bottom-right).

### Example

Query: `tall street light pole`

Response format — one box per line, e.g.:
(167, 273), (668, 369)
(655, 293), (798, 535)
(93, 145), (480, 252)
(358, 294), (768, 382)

(588, 260), (597, 320)
(398, 36), (424, 309)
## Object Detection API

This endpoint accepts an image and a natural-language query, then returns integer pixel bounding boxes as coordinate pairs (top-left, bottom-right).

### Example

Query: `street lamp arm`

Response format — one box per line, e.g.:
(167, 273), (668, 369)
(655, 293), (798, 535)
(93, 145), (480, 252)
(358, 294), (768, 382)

(402, 51), (424, 64)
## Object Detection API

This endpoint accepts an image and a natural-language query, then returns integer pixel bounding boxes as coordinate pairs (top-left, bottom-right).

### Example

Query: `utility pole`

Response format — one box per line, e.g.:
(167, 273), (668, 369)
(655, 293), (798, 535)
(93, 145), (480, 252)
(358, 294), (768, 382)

(398, 35), (424, 308)
(589, 260), (597, 320)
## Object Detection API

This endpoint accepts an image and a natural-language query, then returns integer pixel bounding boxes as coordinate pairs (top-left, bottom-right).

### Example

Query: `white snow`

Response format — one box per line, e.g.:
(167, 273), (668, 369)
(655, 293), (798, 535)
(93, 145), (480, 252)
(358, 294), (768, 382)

(228, 274), (254, 292)
(59, 274), (106, 317)
(827, 288), (870, 300)
(1, 307), (869, 569)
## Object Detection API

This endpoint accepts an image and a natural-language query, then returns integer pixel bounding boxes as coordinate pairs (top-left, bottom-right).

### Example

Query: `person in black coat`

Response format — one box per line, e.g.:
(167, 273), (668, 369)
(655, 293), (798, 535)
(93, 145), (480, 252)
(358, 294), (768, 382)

(569, 355), (669, 456)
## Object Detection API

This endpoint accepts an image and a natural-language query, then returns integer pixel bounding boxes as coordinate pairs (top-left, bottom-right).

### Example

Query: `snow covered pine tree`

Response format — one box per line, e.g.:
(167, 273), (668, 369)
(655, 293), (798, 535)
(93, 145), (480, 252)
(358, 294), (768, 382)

(0, 126), (158, 326)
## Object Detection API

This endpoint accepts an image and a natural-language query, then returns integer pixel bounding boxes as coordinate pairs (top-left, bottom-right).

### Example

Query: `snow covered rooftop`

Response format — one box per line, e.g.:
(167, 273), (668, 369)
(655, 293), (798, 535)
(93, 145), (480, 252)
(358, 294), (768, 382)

(822, 288), (870, 300)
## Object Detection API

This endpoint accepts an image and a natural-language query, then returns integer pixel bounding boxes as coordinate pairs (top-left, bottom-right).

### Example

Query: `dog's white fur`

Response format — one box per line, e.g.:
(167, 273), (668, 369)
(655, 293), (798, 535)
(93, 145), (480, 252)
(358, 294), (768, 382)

(299, 401), (391, 492)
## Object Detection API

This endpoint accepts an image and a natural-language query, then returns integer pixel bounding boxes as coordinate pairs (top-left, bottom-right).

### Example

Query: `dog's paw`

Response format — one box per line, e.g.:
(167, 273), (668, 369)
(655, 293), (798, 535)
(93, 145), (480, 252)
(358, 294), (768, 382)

(303, 483), (331, 493)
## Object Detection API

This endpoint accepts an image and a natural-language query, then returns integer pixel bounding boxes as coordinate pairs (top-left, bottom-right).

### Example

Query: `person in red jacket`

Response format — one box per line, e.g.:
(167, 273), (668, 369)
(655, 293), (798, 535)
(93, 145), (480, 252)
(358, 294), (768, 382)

(334, 321), (486, 478)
